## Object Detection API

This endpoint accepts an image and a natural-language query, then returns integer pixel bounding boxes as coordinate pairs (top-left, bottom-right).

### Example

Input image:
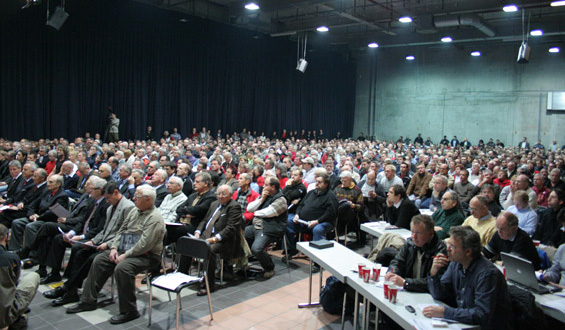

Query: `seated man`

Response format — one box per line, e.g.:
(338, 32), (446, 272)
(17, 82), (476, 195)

(34, 176), (109, 283)
(150, 169), (168, 208)
(171, 172), (216, 273)
(333, 171), (363, 240)
(66, 185), (165, 325)
(285, 173), (338, 267)
(424, 226), (513, 330)
(483, 211), (541, 270)
(282, 168), (307, 219)
(233, 172), (260, 226)
(502, 174), (537, 210)
(432, 191), (465, 239)
(506, 190), (537, 236)
(542, 243), (565, 286)
(384, 184), (420, 229)
(385, 214), (447, 292)
(406, 163), (432, 208)
(534, 189), (564, 246)
(193, 185), (241, 295)
(480, 184), (502, 217)
(357, 170), (386, 222)
(421, 175), (451, 211)
(245, 177), (287, 279)
(0, 224), (40, 330)
(158, 176), (187, 223)
(461, 196), (497, 247)
(43, 181), (134, 306)
(10, 174), (69, 266)
(0, 160), (24, 205)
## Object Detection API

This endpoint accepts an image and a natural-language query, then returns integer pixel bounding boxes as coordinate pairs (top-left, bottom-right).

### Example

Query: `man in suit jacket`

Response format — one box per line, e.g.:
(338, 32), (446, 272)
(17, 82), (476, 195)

(43, 181), (134, 306)
(0, 167), (47, 228)
(384, 184), (420, 229)
(66, 162), (93, 199)
(151, 169), (168, 208)
(172, 172), (217, 273)
(9, 175), (69, 265)
(193, 185), (242, 295)
(0, 160), (23, 204)
(116, 164), (135, 200)
(61, 161), (80, 191)
(34, 176), (109, 283)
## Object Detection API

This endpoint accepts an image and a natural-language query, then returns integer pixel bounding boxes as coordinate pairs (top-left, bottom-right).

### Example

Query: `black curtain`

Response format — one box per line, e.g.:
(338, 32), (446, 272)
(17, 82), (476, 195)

(0, 0), (356, 141)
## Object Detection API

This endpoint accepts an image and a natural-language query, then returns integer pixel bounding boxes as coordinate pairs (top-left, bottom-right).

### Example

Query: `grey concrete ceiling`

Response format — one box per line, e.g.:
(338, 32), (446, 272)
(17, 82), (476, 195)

(132, 0), (565, 52)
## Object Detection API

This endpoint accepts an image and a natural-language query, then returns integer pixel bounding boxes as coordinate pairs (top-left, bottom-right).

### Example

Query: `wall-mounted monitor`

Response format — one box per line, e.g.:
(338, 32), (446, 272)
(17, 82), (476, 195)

(548, 92), (565, 111)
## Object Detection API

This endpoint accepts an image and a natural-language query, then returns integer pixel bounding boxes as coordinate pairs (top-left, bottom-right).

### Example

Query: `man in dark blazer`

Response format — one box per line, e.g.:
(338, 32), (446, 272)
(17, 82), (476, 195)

(116, 164), (135, 200)
(171, 172), (217, 273)
(0, 160), (24, 203)
(61, 161), (80, 191)
(151, 169), (168, 208)
(384, 184), (420, 230)
(0, 167), (47, 228)
(194, 185), (242, 295)
(34, 176), (110, 283)
(66, 161), (93, 199)
(9, 174), (69, 265)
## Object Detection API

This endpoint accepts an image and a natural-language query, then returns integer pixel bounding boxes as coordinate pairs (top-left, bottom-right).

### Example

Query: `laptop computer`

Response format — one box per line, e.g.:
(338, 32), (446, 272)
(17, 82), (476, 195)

(500, 252), (553, 294)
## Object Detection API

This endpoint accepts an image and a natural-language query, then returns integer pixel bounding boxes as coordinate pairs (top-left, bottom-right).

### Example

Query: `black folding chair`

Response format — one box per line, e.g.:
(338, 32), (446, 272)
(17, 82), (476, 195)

(148, 236), (214, 329)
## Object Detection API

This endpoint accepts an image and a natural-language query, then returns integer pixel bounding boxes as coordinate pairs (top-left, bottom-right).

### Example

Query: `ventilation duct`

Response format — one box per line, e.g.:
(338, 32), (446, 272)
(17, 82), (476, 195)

(434, 14), (495, 37)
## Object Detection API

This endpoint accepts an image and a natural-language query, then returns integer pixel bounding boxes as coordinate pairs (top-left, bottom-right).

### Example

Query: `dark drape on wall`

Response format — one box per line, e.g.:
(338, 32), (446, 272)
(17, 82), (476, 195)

(0, 0), (356, 141)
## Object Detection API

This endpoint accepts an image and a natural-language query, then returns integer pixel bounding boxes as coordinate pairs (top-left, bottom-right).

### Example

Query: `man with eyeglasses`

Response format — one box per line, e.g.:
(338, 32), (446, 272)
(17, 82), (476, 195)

(432, 191), (465, 240)
(245, 177), (288, 279)
(193, 185), (242, 295)
(67, 185), (165, 325)
(172, 172), (217, 273)
(424, 226), (512, 329)
(501, 174), (537, 210)
(44, 181), (134, 307)
(285, 173), (338, 271)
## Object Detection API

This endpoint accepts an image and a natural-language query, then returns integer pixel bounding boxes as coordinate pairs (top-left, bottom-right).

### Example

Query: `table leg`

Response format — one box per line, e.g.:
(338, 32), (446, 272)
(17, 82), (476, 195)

(341, 291), (347, 330)
(353, 291), (359, 330)
(298, 259), (320, 308)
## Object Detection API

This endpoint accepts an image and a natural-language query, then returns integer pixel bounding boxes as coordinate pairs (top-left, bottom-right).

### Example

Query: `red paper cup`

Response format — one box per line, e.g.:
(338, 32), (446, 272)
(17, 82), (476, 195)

(384, 281), (393, 299)
(372, 264), (382, 281)
(358, 263), (365, 278)
(389, 285), (398, 303)
(503, 267), (506, 279)
(363, 268), (370, 283)
(533, 240), (540, 247)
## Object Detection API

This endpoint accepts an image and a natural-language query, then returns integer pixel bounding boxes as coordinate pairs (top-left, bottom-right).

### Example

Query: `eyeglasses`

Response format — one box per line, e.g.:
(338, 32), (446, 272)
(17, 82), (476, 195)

(133, 195), (147, 199)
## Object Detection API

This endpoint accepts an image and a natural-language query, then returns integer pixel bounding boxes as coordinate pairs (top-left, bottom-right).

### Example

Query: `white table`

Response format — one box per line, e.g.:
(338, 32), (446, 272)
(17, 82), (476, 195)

(296, 241), (476, 330)
(361, 222), (412, 250)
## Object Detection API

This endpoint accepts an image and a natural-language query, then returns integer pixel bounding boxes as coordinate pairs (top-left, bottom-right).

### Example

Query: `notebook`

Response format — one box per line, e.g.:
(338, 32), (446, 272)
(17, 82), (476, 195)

(501, 252), (552, 294)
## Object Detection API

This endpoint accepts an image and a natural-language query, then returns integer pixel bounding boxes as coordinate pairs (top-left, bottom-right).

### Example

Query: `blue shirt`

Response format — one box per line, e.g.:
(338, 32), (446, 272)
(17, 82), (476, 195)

(507, 205), (538, 236)
(427, 256), (513, 330)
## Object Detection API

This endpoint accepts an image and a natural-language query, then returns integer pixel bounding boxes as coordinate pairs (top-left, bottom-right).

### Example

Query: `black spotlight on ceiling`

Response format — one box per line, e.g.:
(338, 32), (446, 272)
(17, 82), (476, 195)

(46, 0), (69, 31)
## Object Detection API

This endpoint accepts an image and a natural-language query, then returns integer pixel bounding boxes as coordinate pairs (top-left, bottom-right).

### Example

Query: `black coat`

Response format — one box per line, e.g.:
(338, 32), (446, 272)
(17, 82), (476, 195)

(384, 198), (420, 229)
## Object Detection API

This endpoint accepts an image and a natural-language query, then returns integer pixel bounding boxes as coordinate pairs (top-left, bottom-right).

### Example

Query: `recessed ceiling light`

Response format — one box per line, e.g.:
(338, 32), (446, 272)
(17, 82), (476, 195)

(399, 17), (412, 23)
(503, 4), (519, 12)
(316, 26), (329, 32)
(471, 51), (481, 57)
(244, 3), (260, 10)
(441, 36), (452, 43)
(406, 55), (415, 61)
(530, 29), (543, 36)
(368, 43), (379, 48)
(550, 1), (565, 7)
(549, 47), (560, 53)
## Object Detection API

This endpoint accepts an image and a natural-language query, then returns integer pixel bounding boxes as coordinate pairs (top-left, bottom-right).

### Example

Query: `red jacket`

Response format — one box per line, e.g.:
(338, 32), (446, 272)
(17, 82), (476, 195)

(232, 188), (260, 223)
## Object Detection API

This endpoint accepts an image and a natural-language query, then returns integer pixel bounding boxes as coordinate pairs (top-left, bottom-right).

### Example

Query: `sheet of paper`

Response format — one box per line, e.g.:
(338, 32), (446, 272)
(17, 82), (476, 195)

(540, 299), (565, 314)
(49, 203), (73, 218)
(151, 272), (201, 291)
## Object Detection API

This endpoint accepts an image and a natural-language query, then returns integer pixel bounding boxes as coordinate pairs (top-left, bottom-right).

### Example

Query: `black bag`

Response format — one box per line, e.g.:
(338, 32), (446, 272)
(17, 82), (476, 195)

(507, 286), (547, 330)
(320, 276), (354, 316)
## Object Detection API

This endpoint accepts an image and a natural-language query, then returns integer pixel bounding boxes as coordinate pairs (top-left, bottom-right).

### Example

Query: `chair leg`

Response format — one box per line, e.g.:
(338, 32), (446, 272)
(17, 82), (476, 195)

(176, 292), (181, 330)
(145, 270), (150, 290)
(148, 281), (153, 326)
(204, 274), (214, 320)
(220, 258), (224, 286)
(110, 274), (115, 301)
(283, 233), (289, 267)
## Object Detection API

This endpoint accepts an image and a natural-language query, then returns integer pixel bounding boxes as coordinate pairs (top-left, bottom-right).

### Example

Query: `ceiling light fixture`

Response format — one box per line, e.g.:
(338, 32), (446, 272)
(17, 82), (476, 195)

(503, 4), (519, 12)
(530, 29), (543, 36)
(368, 43), (379, 48)
(406, 55), (415, 61)
(316, 26), (329, 32)
(441, 36), (452, 43)
(549, 47), (560, 53)
(471, 51), (481, 57)
(550, 1), (565, 6)
(399, 17), (412, 23)
(244, 3), (260, 10)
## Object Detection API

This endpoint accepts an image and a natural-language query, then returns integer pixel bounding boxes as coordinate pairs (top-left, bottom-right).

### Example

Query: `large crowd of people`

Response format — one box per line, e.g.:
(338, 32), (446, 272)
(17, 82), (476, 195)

(1, 128), (565, 329)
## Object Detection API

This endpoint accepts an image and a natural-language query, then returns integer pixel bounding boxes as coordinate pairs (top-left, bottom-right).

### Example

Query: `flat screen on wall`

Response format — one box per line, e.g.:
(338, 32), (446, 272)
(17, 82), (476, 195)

(548, 92), (565, 111)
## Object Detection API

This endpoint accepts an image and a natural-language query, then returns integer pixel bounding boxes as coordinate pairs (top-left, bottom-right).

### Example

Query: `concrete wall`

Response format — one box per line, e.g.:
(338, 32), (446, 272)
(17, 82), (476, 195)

(353, 43), (565, 147)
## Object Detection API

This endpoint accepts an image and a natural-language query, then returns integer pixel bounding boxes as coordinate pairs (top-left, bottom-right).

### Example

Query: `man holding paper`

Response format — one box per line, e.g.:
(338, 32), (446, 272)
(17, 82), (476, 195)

(67, 185), (165, 325)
